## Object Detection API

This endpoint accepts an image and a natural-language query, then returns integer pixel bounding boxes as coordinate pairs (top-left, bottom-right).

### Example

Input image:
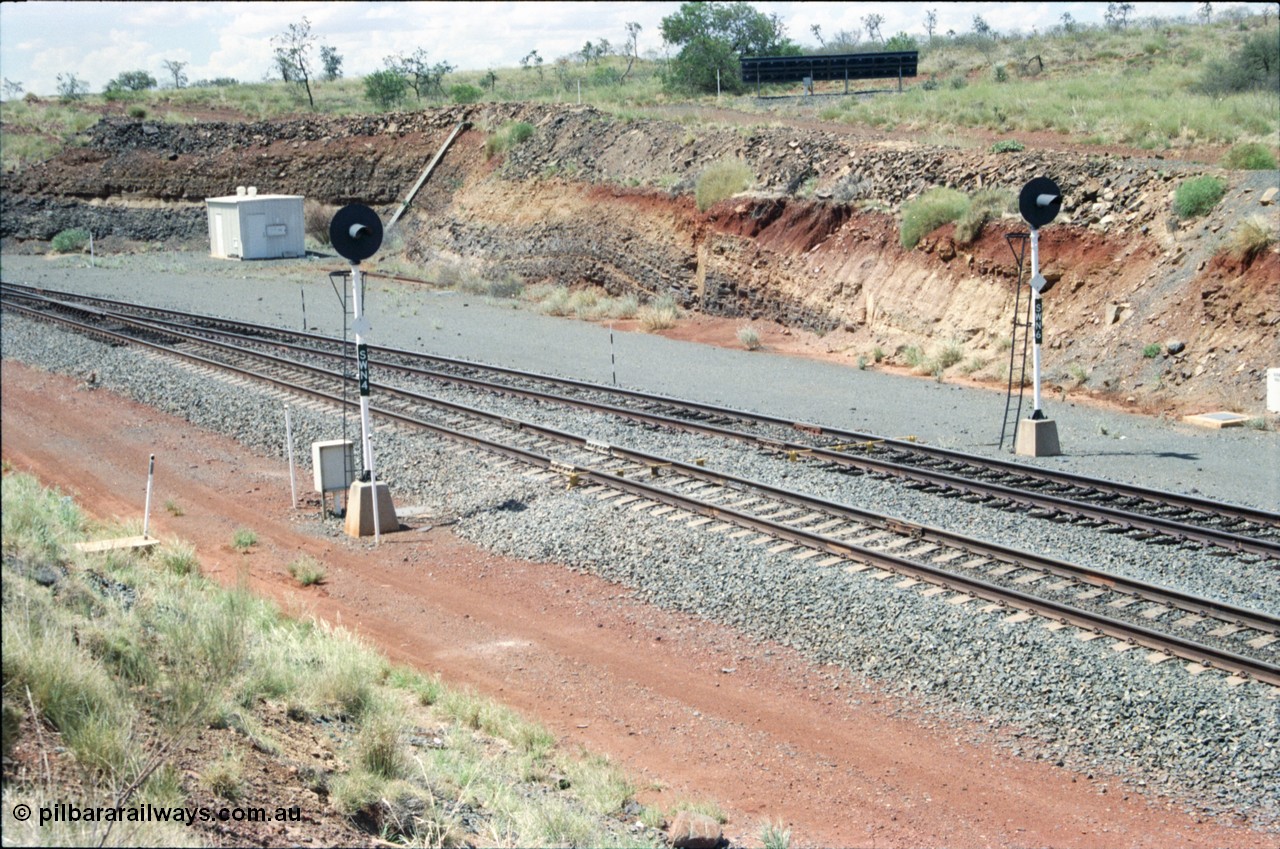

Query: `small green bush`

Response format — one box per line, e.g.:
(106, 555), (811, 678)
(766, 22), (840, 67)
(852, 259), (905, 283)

(1195, 29), (1280, 95)
(695, 159), (753, 212)
(955, 188), (1012, 244)
(1142, 343), (1162, 358)
(203, 750), (244, 801)
(449, 84), (483, 104)
(934, 343), (964, 370)
(304, 199), (335, 246)
(287, 555), (326, 587)
(357, 713), (405, 779)
(1221, 142), (1277, 171)
(990, 139), (1024, 154)
(507, 121), (534, 145)
(484, 121), (535, 158)
(737, 325), (761, 350)
(158, 540), (199, 576)
(761, 819), (792, 849)
(1173, 176), (1227, 219)
(50, 228), (90, 253)
(486, 273), (524, 299)
(1227, 216), (1276, 263)
(638, 294), (680, 331)
(900, 187), (968, 249)
(364, 69), (407, 109)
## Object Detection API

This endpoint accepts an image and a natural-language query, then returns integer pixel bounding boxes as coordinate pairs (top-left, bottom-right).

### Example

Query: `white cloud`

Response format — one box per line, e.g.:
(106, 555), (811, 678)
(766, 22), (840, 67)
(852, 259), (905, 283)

(0, 1), (1272, 96)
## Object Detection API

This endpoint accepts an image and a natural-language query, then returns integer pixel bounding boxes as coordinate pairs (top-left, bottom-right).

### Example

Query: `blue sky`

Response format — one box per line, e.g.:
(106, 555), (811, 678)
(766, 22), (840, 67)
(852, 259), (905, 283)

(0, 2), (1267, 96)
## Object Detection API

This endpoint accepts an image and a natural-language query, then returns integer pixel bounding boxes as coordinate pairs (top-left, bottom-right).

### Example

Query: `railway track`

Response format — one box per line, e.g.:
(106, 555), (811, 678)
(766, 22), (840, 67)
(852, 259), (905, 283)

(3, 285), (1278, 688)
(6, 283), (1278, 559)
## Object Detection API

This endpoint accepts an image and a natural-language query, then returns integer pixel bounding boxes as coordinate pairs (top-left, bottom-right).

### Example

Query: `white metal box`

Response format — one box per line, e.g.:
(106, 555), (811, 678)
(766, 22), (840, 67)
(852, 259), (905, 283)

(205, 188), (305, 260)
(312, 439), (354, 493)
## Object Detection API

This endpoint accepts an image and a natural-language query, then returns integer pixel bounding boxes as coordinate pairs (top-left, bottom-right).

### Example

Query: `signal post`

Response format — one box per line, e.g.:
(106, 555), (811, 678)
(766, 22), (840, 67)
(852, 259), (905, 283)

(1016, 177), (1063, 457)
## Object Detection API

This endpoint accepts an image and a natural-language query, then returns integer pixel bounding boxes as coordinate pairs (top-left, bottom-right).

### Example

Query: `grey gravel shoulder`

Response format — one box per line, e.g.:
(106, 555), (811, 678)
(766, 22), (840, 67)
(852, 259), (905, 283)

(3, 252), (1276, 513)
(3, 308), (1278, 830)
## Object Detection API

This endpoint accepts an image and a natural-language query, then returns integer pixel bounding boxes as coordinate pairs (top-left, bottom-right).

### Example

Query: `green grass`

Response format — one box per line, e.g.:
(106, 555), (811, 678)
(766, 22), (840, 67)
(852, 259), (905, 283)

(1226, 216), (1276, 263)
(51, 227), (90, 253)
(695, 158), (753, 212)
(356, 709), (405, 780)
(761, 819), (792, 849)
(1173, 175), (1227, 219)
(900, 188), (968, 249)
(484, 120), (536, 159)
(1221, 141), (1278, 170)
(0, 472), (85, 562)
(0, 132), (63, 172)
(933, 342), (964, 371)
(287, 554), (326, 586)
(525, 283), (639, 320)
(821, 20), (1278, 149)
(4, 17), (1275, 175)
(1, 472), (698, 847)
(231, 527), (257, 551)
(638, 293), (680, 331)
(1143, 343), (1162, 358)
(157, 539), (199, 576)
(955, 188), (1013, 244)
(202, 749), (245, 801)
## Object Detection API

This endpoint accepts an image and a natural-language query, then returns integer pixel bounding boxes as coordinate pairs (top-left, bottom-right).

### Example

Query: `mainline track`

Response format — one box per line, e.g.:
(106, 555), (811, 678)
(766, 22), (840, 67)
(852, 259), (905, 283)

(3, 285), (1278, 687)
(6, 283), (1278, 559)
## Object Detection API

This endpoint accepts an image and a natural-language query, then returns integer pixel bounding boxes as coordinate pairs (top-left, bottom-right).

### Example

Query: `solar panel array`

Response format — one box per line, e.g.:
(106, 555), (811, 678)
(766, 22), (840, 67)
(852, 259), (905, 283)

(740, 51), (918, 84)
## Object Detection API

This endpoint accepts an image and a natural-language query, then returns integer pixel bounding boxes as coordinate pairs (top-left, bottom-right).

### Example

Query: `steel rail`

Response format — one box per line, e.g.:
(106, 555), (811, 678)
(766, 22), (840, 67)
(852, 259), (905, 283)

(10, 295), (1280, 686)
(0, 282), (1270, 520)
(6, 297), (1278, 686)
(5, 283), (1277, 557)
(577, 465), (1280, 687)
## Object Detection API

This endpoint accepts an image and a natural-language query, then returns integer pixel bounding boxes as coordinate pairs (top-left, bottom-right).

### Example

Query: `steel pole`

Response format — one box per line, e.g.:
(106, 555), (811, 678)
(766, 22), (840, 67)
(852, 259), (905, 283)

(143, 454), (155, 538)
(1030, 227), (1043, 418)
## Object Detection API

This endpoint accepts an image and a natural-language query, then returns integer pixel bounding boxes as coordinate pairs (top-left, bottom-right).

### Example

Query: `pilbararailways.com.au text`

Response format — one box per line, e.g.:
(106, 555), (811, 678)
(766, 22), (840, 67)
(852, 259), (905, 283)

(17, 801), (303, 827)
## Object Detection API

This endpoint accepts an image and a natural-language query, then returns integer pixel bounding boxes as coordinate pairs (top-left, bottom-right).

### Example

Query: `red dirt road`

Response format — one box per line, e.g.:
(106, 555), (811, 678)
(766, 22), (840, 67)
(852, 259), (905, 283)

(2, 360), (1271, 849)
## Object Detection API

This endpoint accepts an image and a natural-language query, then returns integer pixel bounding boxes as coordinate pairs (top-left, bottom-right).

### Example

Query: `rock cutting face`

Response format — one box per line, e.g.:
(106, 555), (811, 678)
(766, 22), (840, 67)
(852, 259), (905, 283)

(3, 103), (1275, 417)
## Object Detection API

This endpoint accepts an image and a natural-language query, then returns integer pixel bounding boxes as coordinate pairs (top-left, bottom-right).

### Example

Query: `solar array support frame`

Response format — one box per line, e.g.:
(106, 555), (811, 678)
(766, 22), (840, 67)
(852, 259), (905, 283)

(741, 51), (918, 97)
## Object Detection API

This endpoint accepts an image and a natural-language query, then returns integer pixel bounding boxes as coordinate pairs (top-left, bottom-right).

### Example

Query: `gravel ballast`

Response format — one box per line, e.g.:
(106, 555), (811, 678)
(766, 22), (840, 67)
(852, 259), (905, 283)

(2, 253), (1278, 827)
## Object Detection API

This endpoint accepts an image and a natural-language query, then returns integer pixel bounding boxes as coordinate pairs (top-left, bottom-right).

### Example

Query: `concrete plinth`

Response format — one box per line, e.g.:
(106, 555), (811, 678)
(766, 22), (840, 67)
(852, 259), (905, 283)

(343, 480), (399, 537)
(1015, 418), (1061, 457)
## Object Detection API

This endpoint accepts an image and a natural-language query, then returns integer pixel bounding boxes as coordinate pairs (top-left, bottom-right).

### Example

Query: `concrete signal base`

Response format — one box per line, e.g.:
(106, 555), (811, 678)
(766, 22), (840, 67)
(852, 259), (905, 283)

(1016, 418), (1061, 457)
(344, 480), (399, 537)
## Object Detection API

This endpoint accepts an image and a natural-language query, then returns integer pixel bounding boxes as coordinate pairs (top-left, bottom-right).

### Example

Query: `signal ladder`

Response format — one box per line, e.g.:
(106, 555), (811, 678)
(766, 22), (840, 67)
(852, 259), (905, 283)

(998, 233), (1033, 453)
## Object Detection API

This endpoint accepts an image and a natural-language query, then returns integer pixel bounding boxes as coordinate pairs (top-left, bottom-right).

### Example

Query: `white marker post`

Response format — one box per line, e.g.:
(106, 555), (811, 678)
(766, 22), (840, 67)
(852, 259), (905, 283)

(142, 454), (155, 539)
(284, 405), (298, 509)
